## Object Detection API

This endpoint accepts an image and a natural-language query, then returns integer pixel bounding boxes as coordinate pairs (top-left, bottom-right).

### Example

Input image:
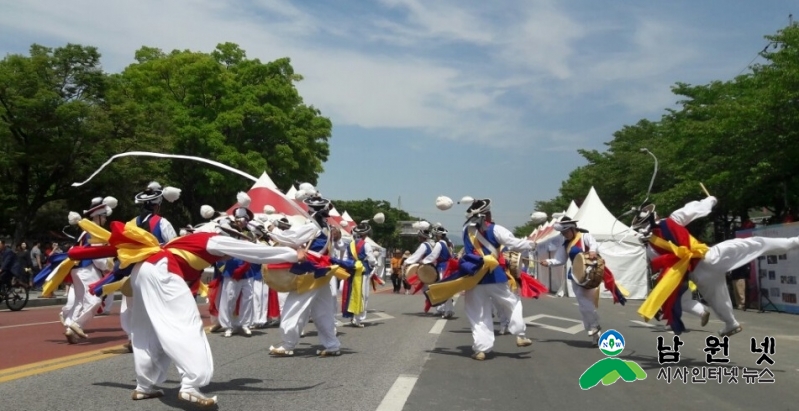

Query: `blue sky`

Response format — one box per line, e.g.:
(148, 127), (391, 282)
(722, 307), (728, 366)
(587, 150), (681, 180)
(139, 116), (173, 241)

(1, 0), (795, 236)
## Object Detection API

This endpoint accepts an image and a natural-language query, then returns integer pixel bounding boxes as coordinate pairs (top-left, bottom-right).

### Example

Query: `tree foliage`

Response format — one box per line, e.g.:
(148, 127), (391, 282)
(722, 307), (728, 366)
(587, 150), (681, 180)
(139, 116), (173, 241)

(525, 23), (799, 243)
(0, 42), (332, 242)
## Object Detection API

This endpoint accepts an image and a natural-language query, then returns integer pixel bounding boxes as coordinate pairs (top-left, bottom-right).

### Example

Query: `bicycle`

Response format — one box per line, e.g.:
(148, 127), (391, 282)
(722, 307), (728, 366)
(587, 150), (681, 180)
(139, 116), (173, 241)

(0, 280), (30, 311)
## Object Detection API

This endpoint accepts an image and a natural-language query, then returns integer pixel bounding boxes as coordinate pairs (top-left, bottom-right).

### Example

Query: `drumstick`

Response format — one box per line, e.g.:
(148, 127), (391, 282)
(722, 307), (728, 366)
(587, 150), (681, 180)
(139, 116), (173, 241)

(699, 182), (711, 197)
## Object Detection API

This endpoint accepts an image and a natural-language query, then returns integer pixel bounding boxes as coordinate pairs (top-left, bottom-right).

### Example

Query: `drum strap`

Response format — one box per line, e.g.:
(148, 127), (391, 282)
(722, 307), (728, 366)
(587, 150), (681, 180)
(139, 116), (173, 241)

(473, 229), (498, 258)
(472, 228), (516, 290)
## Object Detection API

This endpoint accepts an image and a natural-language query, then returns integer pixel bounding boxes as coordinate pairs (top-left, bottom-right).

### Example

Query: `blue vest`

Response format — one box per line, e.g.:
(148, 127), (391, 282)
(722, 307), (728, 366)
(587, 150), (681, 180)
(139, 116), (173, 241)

(309, 230), (329, 254)
(136, 214), (165, 244)
(461, 224), (507, 285)
(222, 258), (259, 279)
(436, 240), (451, 272)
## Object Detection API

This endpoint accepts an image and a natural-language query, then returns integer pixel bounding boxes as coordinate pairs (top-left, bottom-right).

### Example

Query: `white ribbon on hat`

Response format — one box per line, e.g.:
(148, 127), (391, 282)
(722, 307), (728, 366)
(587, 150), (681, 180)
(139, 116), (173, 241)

(72, 151), (259, 187)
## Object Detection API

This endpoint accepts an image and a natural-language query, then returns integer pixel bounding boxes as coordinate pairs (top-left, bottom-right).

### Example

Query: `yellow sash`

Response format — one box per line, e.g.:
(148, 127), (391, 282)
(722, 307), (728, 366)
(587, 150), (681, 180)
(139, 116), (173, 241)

(638, 233), (709, 321)
(42, 225), (111, 295)
(296, 234), (350, 293)
(75, 219), (164, 297)
(345, 240), (366, 314)
(425, 228), (499, 305)
(41, 259), (77, 296)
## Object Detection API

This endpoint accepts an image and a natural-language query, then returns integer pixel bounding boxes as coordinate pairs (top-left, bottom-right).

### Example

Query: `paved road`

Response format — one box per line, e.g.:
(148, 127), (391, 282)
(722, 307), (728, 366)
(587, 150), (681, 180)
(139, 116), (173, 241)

(1, 286), (797, 410)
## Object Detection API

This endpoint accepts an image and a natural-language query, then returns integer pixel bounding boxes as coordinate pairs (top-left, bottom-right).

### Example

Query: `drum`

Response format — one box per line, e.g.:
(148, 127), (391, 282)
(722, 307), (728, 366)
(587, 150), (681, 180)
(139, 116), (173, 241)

(262, 265), (297, 292)
(503, 251), (522, 278)
(572, 252), (605, 289)
(405, 263), (438, 284)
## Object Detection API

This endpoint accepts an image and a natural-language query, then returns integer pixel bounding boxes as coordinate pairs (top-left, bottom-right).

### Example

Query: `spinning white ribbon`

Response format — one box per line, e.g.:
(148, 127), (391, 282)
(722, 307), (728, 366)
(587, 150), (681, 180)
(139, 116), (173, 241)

(72, 151), (259, 187)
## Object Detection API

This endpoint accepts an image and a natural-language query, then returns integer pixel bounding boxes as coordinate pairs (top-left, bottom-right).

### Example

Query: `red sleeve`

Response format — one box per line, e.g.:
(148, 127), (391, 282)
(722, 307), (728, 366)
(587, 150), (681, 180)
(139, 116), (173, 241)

(68, 245), (118, 261)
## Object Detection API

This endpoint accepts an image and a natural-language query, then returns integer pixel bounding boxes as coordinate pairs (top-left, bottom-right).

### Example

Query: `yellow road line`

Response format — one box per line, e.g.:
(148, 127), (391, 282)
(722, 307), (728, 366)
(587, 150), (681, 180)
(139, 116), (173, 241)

(0, 345), (125, 384)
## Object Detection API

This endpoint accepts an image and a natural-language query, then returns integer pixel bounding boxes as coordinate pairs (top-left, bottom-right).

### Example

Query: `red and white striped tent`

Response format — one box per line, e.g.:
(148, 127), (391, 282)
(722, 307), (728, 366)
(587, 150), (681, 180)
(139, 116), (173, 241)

(225, 173), (351, 234)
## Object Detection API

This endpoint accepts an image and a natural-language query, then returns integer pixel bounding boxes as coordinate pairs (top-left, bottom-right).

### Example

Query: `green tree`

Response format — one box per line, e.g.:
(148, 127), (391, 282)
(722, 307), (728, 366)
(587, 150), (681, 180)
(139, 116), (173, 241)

(115, 42), (332, 225)
(535, 23), (799, 242)
(0, 44), (145, 241)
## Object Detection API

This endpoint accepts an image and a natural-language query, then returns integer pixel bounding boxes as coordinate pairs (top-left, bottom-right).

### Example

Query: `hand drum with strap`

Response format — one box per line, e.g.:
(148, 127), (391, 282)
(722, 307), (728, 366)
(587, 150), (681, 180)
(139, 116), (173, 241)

(572, 252), (605, 289)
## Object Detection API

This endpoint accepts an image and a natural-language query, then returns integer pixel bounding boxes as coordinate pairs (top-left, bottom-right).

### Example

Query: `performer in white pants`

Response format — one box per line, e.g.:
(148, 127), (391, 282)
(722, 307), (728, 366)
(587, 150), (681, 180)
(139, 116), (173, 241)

(62, 196), (117, 344)
(298, 225), (345, 337)
(540, 217), (602, 345)
(118, 181), (180, 352)
(431, 225), (456, 319)
(459, 199), (534, 360)
(216, 193), (262, 337)
(68, 215), (306, 406)
(634, 195), (799, 337)
(218, 258), (257, 337)
(342, 221), (377, 327)
(269, 194), (344, 356)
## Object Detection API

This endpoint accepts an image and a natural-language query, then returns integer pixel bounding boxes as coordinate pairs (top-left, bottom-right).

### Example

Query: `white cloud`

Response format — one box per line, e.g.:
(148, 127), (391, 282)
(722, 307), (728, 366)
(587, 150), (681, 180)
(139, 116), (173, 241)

(375, 0), (496, 46)
(493, 2), (588, 80)
(0, 0), (734, 148)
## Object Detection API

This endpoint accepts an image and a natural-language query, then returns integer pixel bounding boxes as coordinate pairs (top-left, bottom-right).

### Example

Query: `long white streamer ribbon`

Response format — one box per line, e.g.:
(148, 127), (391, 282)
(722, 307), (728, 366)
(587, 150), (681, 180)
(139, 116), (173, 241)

(72, 151), (259, 187)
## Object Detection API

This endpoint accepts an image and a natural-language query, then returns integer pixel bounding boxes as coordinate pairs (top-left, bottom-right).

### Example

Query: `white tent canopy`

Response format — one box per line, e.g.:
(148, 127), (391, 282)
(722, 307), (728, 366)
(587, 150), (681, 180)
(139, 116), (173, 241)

(254, 171), (278, 190)
(341, 211), (354, 222)
(565, 200), (579, 218)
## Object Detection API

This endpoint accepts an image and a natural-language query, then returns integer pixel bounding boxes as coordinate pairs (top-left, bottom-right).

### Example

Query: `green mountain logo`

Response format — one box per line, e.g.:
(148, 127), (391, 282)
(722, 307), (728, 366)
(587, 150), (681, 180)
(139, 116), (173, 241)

(579, 329), (647, 390)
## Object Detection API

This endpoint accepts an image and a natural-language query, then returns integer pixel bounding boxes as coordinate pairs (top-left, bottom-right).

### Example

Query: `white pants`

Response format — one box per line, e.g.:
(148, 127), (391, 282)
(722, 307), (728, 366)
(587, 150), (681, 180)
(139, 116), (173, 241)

(61, 285), (75, 320)
(690, 236), (799, 331)
(130, 258), (213, 392)
(276, 286), (340, 351)
(464, 282), (526, 353)
(121, 295), (133, 338)
(219, 277), (254, 330)
(682, 290), (706, 317)
(436, 272), (455, 315)
(64, 266), (103, 329)
(571, 280), (600, 333)
(278, 292), (288, 314)
(330, 277), (338, 313)
(100, 294), (113, 314)
(494, 299), (509, 328)
(252, 279), (268, 326)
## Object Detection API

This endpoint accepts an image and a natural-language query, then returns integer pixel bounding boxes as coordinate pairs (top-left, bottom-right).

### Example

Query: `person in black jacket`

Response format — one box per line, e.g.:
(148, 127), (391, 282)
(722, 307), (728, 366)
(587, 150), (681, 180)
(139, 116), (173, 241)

(0, 241), (23, 287)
